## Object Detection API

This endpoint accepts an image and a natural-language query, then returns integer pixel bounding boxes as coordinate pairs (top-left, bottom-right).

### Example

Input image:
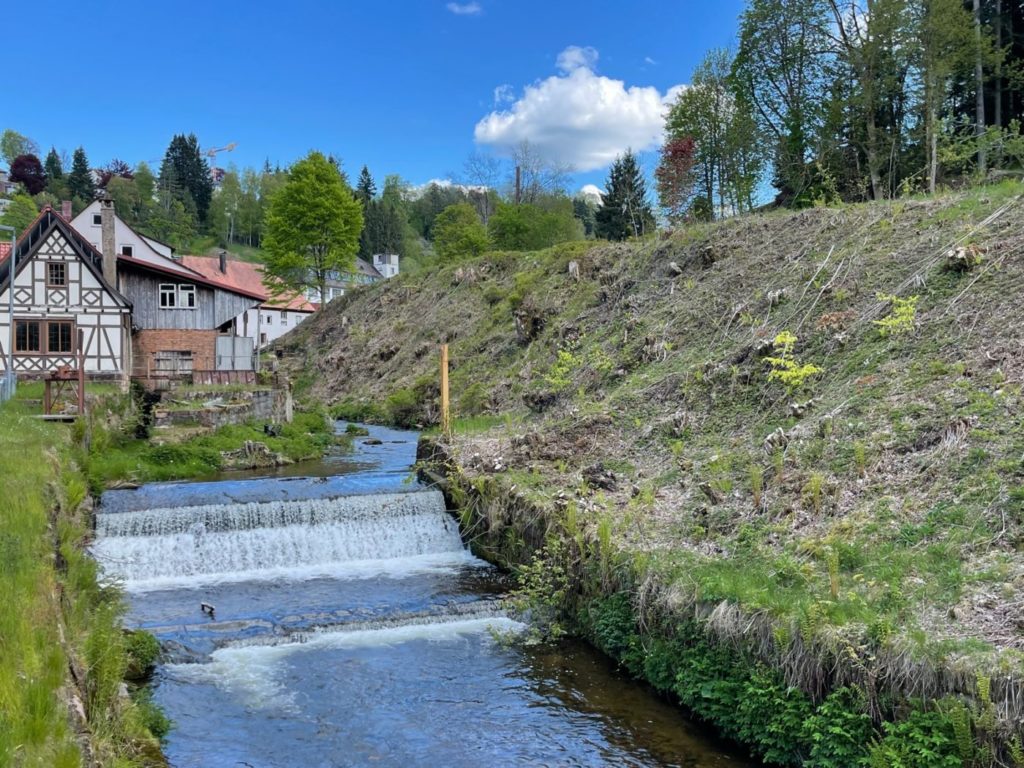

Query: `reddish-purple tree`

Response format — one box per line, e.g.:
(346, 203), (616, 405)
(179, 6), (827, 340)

(97, 158), (134, 188)
(654, 137), (697, 224)
(9, 153), (47, 195)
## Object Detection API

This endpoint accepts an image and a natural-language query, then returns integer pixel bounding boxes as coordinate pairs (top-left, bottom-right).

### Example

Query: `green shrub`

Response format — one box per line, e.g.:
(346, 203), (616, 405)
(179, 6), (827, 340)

(803, 687), (874, 767)
(124, 630), (161, 680)
(764, 331), (822, 393)
(868, 706), (961, 767)
(385, 388), (420, 429)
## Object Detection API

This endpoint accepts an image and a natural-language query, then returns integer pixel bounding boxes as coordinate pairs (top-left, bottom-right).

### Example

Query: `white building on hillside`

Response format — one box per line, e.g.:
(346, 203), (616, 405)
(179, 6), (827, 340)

(372, 253), (399, 278)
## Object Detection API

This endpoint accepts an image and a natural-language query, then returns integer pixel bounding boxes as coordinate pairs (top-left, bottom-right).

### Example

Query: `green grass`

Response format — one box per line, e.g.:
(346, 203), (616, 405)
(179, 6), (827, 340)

(83, 408), (338, 491)
(0, 406), (163, 766)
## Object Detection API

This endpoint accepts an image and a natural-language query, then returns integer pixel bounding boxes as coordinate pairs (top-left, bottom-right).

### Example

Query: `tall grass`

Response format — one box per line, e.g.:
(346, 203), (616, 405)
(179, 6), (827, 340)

(0, 407), (164, 766)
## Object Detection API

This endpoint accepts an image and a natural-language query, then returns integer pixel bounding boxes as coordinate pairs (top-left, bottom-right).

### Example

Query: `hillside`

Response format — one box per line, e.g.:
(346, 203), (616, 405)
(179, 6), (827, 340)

(278, 182), (1024, 750)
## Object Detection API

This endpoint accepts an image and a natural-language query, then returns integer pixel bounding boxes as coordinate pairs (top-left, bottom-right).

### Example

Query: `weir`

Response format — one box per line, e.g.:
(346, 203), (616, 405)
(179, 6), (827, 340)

(94, 489), (471, 588)
(97, 423), (752, 767)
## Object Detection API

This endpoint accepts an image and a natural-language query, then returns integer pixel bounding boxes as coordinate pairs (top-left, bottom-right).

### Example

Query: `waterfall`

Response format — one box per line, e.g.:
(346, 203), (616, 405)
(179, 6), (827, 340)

(93, 489), (473, 590)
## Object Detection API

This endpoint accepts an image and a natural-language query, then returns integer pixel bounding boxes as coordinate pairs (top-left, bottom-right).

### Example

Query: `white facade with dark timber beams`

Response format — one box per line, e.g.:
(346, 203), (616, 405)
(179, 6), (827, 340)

(0, 208), (131, 377)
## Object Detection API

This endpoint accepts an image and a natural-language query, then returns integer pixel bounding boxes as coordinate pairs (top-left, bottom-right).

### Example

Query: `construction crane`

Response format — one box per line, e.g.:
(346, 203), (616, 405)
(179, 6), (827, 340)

(205, 142), (237, 160)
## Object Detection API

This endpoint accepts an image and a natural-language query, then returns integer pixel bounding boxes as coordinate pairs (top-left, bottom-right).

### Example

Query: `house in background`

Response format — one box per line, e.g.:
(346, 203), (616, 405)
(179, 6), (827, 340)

(372, 253), (400, 279)
(0, 207), (132, 378)
(305, 257), (384, 304)
(0, 170), (17, 196)
(182, 253), (315, 350)
(73, 195), (265, 381)
(71, 199), (177, 261)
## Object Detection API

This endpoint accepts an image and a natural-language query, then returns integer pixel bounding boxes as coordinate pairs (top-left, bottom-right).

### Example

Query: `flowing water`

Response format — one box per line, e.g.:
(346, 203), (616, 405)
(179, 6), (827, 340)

(95, 424), (755, 767)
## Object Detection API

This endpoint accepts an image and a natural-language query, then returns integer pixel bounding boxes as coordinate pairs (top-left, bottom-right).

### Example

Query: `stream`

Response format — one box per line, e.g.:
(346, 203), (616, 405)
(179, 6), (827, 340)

(94, 423), (755, 767)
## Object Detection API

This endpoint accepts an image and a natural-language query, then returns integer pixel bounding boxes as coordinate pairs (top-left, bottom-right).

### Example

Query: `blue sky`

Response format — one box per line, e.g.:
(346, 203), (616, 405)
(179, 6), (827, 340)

(8, 0), (745, 192)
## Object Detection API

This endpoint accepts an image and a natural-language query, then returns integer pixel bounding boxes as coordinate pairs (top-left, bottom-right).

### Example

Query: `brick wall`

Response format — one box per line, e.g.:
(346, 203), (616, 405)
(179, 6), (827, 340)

(133, 329), (219, 377)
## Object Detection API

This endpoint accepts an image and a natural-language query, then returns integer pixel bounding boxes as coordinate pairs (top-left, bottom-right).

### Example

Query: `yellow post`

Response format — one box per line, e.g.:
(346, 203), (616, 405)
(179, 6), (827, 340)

(440, 343), (451, 438)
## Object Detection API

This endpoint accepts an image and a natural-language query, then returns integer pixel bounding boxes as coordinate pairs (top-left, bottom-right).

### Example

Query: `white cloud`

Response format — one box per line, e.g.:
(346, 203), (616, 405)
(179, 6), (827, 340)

(446, 2), (482, 15)
(493, 84), (515, 105)
(578, 184), (603, 201)
(644, 56), (657, 66)
(474, 47), (685, 172)
(556, 45), (599, 73)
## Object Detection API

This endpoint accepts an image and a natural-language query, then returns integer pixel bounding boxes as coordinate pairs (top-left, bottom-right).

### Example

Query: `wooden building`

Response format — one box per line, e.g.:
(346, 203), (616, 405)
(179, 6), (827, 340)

(72, 196), (264, 381)
(0, 208), (131, 378)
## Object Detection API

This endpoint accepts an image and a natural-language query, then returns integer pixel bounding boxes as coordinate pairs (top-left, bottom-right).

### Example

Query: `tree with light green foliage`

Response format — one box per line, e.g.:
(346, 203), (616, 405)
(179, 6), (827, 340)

(0, 193), (39, 235)
(262, 151), (363, 307)
(0, 129), (37, 167)
(431, 203), (488, 261)
(488, 199), (582, 251)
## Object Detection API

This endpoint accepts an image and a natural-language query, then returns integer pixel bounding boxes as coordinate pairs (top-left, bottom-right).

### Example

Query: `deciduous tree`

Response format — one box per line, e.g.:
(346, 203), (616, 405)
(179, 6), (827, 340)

(9, 154), (46, 195)
(262, 151), (363, 306)
(432, 203), (488, 261)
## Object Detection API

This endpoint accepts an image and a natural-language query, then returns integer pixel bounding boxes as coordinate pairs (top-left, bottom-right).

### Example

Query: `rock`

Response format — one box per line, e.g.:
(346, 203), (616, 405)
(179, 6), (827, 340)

(363, 438), (383, 445)
(219, 440), (289, 470)
(668, 261), (683, 276)
(699, 482), (724, 505)
(762, 427), (788, 455)
(582, 462), (618, 491)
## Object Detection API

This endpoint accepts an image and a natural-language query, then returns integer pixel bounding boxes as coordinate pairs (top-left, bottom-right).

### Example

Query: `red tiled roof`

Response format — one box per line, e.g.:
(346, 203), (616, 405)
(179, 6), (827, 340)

(180, 255), (316, 312)
(118, 253), (266, 300)
(0, 242), (10, 263)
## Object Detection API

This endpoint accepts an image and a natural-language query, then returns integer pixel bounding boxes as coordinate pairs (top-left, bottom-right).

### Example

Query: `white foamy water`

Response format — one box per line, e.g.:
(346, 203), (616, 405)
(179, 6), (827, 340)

(93, 489), (467, 588)
(166, 616), (524, 713)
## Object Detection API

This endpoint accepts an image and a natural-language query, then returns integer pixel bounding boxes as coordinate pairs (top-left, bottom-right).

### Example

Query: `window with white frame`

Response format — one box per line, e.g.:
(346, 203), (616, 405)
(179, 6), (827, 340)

(281, 313), (288, 326)
(159, 283), (197, 309)
(178, 284), (196, 308)
(159, 283), (177, 308)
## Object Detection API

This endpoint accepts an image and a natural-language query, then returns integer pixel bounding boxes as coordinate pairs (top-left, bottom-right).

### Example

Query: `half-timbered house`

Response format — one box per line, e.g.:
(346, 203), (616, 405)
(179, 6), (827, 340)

(0, 208), (131, 378)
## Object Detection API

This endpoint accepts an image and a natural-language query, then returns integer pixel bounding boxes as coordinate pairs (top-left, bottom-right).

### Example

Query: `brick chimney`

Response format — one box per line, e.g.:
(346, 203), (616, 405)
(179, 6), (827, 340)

(61, 200), (72, 220)
(99, 192), (117, 287)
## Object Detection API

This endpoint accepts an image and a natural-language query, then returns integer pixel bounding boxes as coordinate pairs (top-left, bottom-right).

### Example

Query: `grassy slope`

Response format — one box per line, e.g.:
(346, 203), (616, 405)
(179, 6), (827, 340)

(279, 182), (1024, 722)
(0, 400), (164, 766)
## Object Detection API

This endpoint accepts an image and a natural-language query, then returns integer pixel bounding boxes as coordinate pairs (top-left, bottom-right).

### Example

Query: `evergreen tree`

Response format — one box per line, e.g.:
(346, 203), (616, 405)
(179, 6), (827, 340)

(43, 148), (63, 180)
(159, 134), (214, 223)
(595, 151), (655, 241)
(355, 165), (376, 205)
(66, 147), (95, 204)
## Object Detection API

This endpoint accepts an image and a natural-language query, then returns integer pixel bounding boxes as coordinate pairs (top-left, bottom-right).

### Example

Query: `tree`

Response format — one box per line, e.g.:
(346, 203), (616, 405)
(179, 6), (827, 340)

(43, 148), (63, 180)
(595, 150), (655, 241)
(67, 147), (95, 204)
(0, 193), (39, 234)
(487, 199), (582, 251)
(9, 154), (46, 195)
(432, 203), (488, 261)
(0, 130), (37, 167)
(573, 196), (597, 237)
(510, 140), (573, 203)
(355, 166), (376, 205)
(159, 134), (214, 223)
(916, 0), (977, 192)
(655, 137), (698, 223)
(262, 151), (363, 307)
(97, 159), (134, 189)
(734, 0), (831, 203)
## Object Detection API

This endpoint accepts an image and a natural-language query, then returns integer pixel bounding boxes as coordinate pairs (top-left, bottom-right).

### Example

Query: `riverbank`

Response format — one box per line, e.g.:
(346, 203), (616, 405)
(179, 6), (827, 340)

(0, 383), (340, 765)
(278, 183), (1024, 764)
(0, 405), (166, 767)
(422, 439), (987, 766)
